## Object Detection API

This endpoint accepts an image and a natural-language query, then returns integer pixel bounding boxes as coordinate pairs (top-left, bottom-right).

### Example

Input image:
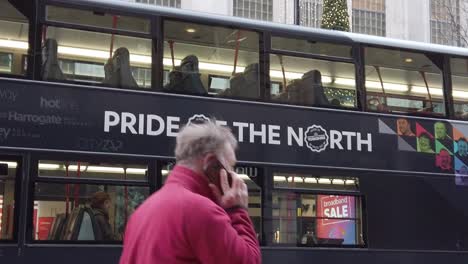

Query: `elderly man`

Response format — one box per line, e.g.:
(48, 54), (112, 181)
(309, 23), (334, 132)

(120, 120), (261, 264)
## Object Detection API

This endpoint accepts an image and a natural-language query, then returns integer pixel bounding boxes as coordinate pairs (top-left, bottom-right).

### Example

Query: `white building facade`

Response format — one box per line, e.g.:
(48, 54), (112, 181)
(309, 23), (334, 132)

(120, 0), (468, 47)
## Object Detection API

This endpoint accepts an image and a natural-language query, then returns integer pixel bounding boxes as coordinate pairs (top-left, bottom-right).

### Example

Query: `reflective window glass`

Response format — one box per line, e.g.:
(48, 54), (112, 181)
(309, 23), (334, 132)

(0, 0), (29, 76)
(43, 27), (151, 89)
(273, 173), (359, 191)
(270, 55), (356, 108)
(46, 5), (150, 34)
(38, 160), (148, 181)
(271, 36), (352, 58)
(365, 47), (444, 115)
(450, 57), (468, 119)
(272, 192), (364, 246)
(271, 172), (364, 247)
(33, 183), (149, 241)
(163, 20), (260, 99)
(0, 160), (16, 240)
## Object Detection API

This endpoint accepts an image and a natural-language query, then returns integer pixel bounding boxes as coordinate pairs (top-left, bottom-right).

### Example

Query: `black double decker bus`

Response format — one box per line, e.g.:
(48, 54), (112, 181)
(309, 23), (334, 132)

(0, 0), (467, 263)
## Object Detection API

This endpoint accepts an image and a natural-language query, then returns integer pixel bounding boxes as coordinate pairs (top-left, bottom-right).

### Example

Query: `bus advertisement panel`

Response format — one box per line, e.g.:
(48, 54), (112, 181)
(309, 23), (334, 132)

(316, 195), (356, 245)
(0, 79), (468, 180)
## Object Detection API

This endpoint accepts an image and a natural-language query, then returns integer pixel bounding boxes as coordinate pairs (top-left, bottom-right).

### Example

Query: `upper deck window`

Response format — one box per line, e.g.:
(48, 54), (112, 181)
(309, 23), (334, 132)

(163, 20), (260, 99)
(450, 57), (468, 120)
(365, 47), (445, 116)
(270, 36), (356, 108)
(0, 0), (29, 76)
(41, 5), (152, 89)
(271, 36), (352, 58)
(46, 5), (151, 34)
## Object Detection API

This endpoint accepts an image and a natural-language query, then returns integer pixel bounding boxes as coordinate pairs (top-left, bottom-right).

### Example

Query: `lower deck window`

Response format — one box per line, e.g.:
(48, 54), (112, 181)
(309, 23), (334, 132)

(272, 193), (364, 246)
(33, 158), (150, 242)
(0, 160), (16, 240)
(271, 173), (364, 247)
(33, 183), (149, 241)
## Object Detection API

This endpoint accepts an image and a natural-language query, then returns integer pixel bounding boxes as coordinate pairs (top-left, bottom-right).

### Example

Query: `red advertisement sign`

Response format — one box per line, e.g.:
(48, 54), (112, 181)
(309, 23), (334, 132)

(0, 196), (3, 236)
(316, 195), (356, 244)
(38, 217), (55, 240)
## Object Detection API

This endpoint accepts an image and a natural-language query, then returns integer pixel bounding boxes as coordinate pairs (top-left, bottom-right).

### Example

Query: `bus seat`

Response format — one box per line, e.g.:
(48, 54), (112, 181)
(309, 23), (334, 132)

(77, 208), (97, 240)
(301, 70), (330, 106)
(220, 63), (259, 99)
(217, 72), (242, 97)
(47, 213), (67, 240)
(60, 207), (83, 240)
(41, 38), (65, 81)
(103, 47), (139, 89)
(285, 79), (302, 104)
(104, 57), (113, 84)
(164, 55), (207, 95)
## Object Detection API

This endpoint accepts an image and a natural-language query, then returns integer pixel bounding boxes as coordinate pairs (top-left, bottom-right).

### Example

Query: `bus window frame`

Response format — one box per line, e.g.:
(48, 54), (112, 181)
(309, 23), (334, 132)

(41, 1), (153, 37)
(160, 16), (266, 102)
(0, 1), (32, 80)
(0, 154), (22, 243)
(446, 55), (468, 121)
(26, 152), (156, 244)
(267, 32), (360, 110)
(264, 166), (367, 248)
(38, 1), (155, 91)
(362, 43), (450, 119)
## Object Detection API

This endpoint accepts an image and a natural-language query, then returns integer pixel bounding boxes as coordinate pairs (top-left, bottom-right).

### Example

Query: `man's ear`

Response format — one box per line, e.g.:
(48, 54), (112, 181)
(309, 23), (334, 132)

(202, 153), (216, 170)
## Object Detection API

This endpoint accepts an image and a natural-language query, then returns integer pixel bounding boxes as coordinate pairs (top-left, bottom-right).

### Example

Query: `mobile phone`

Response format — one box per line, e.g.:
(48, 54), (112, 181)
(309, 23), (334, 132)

(204, 158), (232, 194)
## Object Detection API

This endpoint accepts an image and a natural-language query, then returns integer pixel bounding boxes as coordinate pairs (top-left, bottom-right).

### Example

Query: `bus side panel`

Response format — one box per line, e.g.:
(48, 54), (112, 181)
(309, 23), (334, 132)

(23, 246), (122, 264)
(262, 248), (468, 264)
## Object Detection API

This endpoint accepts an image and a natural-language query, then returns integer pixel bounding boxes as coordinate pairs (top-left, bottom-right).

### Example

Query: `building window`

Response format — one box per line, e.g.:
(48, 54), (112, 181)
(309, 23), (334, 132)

(352, 0), (386, 37)
(34, 159), (150, 242)
(430, 0), (461, 46)
(270, 173), (364, 246)
(299, 0), (323, 28)
(135, 0), (181, 8)
(234, 0), (273, 21)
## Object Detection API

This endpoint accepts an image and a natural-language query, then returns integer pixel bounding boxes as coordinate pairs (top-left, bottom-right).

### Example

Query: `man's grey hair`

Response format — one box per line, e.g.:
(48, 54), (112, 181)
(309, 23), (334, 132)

(175, 119), (238, 162)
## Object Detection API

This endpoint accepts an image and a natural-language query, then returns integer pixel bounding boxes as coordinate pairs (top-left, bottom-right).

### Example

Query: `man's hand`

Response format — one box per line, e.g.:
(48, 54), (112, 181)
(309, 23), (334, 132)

(209, 169), (248, 209)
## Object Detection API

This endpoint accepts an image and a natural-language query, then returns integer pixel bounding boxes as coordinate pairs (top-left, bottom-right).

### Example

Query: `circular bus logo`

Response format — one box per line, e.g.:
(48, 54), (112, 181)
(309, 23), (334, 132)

(187, 114), (210, 126)
(304, 125), (329, 152)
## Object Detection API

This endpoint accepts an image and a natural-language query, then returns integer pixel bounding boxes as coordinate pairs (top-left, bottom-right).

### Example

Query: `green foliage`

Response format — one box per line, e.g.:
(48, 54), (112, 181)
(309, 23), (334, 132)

(321, 0), (350, 32)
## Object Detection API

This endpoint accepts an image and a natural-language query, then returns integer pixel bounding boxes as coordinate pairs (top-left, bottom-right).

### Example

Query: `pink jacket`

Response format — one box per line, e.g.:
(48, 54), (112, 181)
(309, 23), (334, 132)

(119, 165), (261, 264)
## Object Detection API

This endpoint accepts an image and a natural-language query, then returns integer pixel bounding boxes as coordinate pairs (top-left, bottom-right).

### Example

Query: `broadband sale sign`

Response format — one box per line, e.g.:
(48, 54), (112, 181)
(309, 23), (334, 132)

(316, 195), (356, 244)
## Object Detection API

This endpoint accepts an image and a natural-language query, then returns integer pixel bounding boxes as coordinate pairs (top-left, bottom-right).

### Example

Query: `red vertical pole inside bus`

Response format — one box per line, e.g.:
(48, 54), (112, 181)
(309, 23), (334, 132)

(42, 25), (47, 44)
(419, 71), (434, 111)
(65, 164), (70, 216)
(278, 55), (287, 92)
(74, 162), (81, 208)
(168, 40), (175, 70)
(110, 16), (118, 57)
(5, 205), (11, 237)
(232, 30), (242, 75)
(124, 168), (128, 223)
